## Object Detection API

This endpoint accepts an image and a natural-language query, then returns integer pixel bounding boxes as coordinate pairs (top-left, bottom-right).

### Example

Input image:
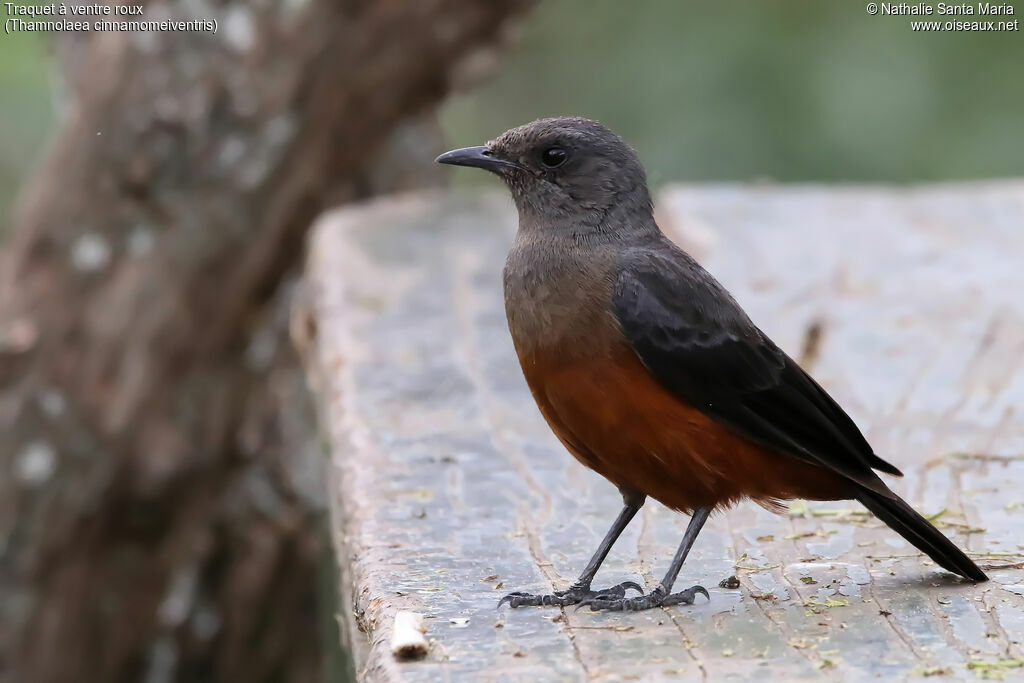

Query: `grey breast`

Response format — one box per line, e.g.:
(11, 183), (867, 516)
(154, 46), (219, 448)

(503, 234), (619, 355)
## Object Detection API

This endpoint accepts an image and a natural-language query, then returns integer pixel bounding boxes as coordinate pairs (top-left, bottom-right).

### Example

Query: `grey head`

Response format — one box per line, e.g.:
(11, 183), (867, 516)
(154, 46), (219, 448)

(436, 117), (656, 237)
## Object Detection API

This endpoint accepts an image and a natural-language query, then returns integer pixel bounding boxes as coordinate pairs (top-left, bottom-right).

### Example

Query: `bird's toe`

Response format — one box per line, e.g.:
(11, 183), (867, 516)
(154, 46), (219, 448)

(498, 580), (644, 609)
(661, 585), (709, 606)
(577, 583), (710, 612)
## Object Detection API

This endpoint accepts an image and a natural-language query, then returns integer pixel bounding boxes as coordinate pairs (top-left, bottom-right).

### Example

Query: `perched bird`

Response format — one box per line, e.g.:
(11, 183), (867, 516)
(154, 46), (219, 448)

(436, 117), (987, 612)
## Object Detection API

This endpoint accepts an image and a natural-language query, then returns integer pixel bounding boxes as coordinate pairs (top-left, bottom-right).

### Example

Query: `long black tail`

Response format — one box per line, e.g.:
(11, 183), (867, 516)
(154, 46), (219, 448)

(856, 488), (988, 582)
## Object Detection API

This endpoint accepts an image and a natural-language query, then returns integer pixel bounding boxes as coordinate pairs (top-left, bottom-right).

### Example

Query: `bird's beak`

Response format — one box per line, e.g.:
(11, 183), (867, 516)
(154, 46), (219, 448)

(435, 145), (523, 174)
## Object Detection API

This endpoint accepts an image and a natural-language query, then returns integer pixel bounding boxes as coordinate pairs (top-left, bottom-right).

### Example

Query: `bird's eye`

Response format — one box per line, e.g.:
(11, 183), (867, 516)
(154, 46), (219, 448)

(540, 147), (568, 168)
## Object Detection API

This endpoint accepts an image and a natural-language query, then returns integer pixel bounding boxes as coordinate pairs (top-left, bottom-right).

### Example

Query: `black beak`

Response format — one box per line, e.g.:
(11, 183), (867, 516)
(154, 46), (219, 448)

(435, 145), (523, 174)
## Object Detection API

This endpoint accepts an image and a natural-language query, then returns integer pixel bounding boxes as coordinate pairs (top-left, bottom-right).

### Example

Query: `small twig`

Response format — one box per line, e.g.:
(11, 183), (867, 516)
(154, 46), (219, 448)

(391, 611), (429, 660)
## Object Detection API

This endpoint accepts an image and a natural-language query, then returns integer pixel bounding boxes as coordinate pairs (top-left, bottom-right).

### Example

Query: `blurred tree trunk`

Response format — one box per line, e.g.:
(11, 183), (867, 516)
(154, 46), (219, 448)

(0, 1), (529, 682)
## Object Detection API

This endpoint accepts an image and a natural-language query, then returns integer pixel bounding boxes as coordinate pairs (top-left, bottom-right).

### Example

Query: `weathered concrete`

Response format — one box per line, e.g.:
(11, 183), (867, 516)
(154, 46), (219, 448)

(302, 184), (1024, 681)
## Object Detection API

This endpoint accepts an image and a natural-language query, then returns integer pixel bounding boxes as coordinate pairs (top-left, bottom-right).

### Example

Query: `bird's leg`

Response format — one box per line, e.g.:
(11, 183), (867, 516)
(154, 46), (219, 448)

(579, 506), (711, 612)
(499, 491), (646, 608)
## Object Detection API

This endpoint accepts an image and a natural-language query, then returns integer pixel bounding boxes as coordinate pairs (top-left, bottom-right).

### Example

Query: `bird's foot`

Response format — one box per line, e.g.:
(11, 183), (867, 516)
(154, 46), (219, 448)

(498, 580), (643, 608)
(577, 583), (709, 612)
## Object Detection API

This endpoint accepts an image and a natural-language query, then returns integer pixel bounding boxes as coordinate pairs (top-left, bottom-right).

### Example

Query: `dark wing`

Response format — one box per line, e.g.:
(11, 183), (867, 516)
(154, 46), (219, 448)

(612, 241), (901, 498)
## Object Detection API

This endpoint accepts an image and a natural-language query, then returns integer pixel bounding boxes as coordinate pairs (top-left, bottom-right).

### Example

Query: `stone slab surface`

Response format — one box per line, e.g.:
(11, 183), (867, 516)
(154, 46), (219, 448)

(303, 184), (1024, 682)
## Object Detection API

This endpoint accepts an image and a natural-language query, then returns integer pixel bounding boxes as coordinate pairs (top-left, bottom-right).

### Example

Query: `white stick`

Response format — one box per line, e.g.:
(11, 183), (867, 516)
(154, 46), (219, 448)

(390, 611), (428, 660)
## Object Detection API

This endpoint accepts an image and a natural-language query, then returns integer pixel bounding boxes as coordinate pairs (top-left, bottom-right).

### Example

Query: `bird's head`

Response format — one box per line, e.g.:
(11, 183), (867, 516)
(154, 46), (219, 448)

(436, 117), (653, 232)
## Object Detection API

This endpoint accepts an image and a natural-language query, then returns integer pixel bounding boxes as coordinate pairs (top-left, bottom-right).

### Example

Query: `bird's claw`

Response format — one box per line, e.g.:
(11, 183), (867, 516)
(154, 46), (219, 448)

(498, 580), (644, 609)
(576, 584), (709, 612)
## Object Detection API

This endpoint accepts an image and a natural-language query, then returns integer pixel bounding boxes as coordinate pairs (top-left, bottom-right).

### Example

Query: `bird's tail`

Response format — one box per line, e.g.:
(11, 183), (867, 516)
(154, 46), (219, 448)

(856, 488), (988, 582)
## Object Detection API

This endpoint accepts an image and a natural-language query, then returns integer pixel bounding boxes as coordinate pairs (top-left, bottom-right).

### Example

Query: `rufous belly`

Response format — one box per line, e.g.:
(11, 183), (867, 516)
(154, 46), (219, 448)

(518, 343), (850, 512)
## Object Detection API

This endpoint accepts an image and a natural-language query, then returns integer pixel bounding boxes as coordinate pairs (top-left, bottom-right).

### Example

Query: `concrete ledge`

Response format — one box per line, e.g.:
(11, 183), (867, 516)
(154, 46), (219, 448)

(301, 184), (1024, 681)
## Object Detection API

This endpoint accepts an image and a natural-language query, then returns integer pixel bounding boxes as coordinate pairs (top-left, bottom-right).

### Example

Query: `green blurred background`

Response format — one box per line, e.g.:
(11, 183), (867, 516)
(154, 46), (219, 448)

(3, 1), (1022, 227)
(0, 24), (53, 229)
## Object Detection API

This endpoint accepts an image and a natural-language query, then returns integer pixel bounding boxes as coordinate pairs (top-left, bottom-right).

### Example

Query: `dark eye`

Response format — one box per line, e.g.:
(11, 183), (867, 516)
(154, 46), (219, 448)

(540, 147), (567, 168)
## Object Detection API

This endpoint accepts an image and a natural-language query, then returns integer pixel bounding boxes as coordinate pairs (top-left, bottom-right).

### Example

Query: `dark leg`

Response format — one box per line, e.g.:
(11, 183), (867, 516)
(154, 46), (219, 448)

(579, 506), (711, 611)
(499, 491), (646, 608)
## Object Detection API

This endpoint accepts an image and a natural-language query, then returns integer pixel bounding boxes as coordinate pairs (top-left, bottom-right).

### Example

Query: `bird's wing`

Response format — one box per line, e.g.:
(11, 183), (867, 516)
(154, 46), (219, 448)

(612, 241), (901, 498)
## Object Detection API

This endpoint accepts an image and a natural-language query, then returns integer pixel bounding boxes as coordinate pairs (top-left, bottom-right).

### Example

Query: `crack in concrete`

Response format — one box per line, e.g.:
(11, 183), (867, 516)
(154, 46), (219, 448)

(449, 249), (553, 523)
(516, 510), (593, 679)
(639, 507), (707, 682)
(863, 560), (925, 663)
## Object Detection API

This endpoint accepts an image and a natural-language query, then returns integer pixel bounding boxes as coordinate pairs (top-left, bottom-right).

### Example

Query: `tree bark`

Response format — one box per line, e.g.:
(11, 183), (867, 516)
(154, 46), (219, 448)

(0, 1), (529, 681)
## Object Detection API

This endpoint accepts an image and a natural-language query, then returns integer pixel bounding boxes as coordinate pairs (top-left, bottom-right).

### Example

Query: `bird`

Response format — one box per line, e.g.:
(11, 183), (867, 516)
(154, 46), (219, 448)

(435, 117), (987, 612)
